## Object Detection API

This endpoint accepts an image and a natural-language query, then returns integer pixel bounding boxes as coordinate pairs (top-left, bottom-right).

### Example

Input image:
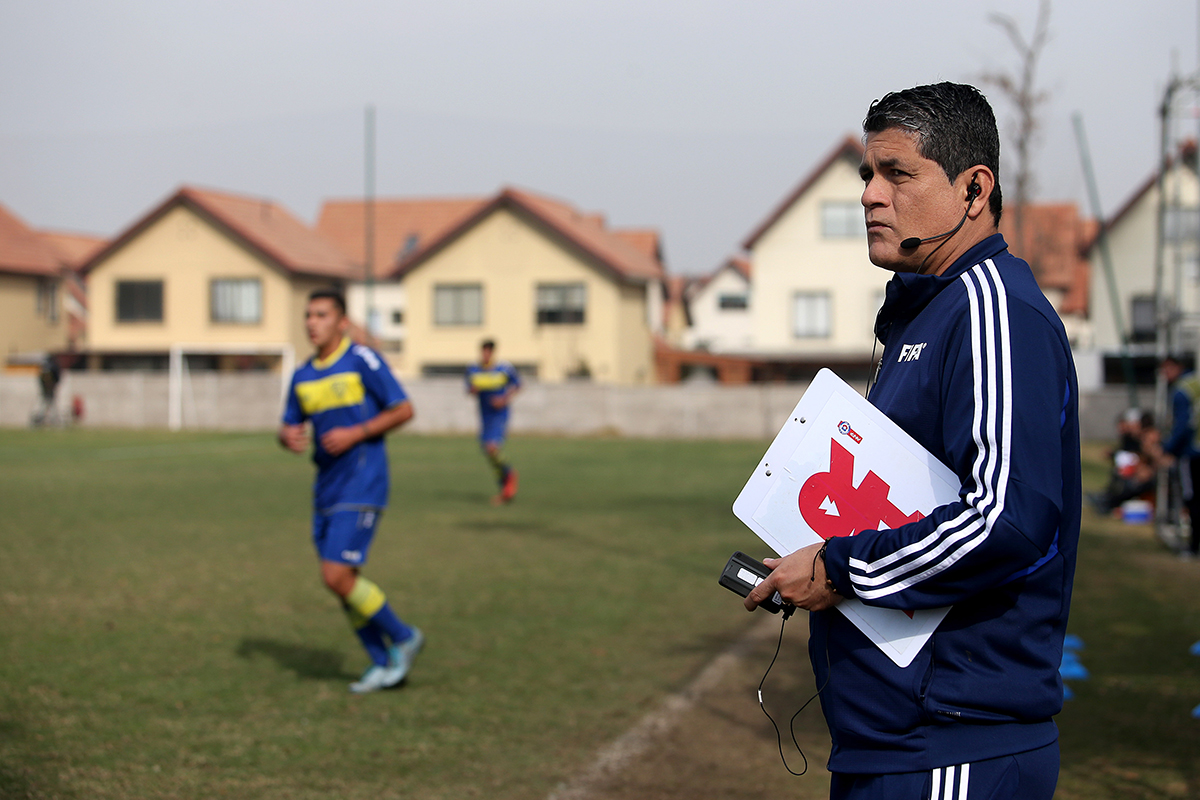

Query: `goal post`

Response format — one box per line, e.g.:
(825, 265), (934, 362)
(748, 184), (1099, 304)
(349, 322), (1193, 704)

(168, 343), (295, 431)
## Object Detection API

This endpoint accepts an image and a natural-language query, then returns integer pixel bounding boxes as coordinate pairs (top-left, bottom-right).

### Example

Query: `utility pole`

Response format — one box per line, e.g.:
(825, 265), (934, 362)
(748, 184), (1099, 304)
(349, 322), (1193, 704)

(365, 104), (377, 336)
(1073, 113), (1138, 408)
(1154, 69), (1200, 547)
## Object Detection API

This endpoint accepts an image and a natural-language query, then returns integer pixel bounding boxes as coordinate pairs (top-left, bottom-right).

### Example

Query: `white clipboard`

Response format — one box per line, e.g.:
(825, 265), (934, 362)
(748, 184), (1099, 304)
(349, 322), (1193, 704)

(732, 368), (959, 668)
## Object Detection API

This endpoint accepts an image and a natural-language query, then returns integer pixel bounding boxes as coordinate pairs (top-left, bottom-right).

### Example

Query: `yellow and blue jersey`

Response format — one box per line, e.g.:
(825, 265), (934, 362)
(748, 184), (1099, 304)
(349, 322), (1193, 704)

(283, 338), (407, 511)
(465, 361), (520, 443)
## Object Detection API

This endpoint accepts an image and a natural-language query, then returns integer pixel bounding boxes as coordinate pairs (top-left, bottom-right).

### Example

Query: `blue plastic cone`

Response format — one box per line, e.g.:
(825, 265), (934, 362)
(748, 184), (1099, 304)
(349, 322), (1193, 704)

(1059, 652), (1090, 681)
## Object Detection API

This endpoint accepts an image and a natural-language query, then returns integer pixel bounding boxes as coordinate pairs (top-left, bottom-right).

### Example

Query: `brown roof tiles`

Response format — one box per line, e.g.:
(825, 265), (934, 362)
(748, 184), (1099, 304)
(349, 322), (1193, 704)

(0, 203), (64, 278)
(81, 186), (356, 279)
(393, 186), (665, 284)
(316, 197), (485, 278)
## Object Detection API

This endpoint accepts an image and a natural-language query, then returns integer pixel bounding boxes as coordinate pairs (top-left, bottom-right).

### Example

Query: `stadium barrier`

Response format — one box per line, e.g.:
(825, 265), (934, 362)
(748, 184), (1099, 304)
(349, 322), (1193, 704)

(0, 371), (1132, 441)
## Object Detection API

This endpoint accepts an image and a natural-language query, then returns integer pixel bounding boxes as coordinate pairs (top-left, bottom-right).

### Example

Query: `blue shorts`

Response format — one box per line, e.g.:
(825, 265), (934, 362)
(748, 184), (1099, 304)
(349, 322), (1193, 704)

(829, 740), (1058, 800)
(312, 507), (382, 566)
(480, 415), (508, 446)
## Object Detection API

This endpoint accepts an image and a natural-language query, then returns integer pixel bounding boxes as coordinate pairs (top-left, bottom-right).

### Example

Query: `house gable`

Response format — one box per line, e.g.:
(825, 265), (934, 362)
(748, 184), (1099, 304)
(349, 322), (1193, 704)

(85, 203), (314, 354)
(399, 199), (656, 384)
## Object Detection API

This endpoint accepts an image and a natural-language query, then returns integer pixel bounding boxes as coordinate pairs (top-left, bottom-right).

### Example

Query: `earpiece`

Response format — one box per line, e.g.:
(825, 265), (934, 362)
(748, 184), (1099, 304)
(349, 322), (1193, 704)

(967, 180), (981, 201)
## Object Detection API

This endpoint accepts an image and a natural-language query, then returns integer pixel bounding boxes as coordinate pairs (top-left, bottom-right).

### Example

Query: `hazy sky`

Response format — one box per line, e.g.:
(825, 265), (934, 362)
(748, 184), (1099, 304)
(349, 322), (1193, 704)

(2, 1), (1198, 274)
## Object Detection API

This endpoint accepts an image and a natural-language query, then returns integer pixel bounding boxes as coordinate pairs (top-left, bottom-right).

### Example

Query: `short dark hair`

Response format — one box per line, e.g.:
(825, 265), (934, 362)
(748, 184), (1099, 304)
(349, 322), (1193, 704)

(864, 82), (1003, 224)
(481, 339), (495, 350)
(308, 288), (346, 316)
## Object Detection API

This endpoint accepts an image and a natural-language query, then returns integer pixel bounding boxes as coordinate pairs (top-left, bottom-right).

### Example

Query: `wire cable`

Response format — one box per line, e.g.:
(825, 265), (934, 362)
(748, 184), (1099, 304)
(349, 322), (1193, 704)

(755, 615), (830, 777)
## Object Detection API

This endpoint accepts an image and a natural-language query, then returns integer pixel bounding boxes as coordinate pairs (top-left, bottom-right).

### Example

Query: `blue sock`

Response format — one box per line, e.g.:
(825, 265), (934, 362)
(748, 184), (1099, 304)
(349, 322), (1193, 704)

(346, 576), (414, 646)
(371, 602), (414, 646)
(343, 602), (389, 666)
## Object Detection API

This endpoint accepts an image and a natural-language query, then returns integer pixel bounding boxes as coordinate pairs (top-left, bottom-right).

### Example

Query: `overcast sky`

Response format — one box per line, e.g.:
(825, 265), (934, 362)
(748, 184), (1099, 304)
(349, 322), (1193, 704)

(2, 0), (1198, 274)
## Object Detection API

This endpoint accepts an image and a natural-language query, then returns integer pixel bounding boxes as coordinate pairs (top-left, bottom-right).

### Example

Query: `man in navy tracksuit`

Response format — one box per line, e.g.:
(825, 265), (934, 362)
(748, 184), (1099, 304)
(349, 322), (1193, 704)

(747, 83), (1081, 799)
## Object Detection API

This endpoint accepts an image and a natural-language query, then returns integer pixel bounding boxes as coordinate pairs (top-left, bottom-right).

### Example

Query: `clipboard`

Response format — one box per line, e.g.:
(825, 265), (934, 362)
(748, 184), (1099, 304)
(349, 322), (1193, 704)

(732, 368), (960, 668)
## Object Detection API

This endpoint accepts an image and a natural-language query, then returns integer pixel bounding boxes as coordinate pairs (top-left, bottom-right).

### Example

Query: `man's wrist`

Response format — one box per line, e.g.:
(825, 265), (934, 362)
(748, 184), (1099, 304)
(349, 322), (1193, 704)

(816, 543), (839, 596)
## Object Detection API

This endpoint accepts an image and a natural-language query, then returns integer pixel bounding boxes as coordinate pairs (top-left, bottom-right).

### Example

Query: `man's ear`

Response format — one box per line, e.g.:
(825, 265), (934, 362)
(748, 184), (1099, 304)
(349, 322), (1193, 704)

(962, 167), (995, 221)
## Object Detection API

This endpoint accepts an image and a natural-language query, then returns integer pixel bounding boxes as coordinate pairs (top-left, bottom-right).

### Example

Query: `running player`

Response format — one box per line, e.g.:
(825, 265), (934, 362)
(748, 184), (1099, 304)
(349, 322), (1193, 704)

(465, 339), (520, 504)
(279, 288), (424, 693)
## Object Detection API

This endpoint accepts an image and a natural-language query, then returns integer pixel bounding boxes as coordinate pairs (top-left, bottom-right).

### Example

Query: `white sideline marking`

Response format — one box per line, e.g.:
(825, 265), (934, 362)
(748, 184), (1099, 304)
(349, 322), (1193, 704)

(546, 613), (780, 800)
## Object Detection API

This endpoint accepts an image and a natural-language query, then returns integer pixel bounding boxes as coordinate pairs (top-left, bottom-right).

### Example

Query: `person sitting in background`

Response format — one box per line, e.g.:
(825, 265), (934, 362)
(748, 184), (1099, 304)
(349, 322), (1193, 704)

(1091, 409), (1161, 515)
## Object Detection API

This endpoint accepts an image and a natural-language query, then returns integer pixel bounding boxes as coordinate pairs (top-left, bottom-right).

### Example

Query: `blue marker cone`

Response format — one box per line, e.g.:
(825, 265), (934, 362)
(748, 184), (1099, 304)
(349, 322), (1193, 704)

(1189, 640), (1200, 656)
(1192, 703), (1200, 720)
(1063, 684), (1074, 701)
(1063, 634), (1085, 652)
(1059, 652), (1090, 681)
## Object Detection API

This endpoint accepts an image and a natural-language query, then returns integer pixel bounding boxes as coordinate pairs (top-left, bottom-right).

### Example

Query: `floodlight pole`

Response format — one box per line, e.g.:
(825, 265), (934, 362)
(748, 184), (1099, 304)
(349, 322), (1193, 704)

(1073, 113), (1138, 409)
(1153, 70), (1200, 545)
(365, 104), (377, 336)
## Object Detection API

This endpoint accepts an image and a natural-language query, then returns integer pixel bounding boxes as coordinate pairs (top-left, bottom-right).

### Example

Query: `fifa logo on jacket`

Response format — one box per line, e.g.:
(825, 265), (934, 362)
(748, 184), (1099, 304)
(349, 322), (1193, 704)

(898, 342), (929, 362)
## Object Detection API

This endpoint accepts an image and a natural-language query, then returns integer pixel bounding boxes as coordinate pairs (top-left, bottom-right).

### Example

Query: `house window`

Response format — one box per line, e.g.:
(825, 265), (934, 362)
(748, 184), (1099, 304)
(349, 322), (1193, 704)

(116, 280), (164, 322)
(1164, 207), (1200, 244)
(434, 284), (483, 326)
(1130, 295), (1156, 343)
(36, 279), (59, 323)
(211, 278), (262, 324)
(821, 201), (863, 238)
(536, 283), (586, 324)
(718, 293), (749, 310)
(793, 292), (831, 338)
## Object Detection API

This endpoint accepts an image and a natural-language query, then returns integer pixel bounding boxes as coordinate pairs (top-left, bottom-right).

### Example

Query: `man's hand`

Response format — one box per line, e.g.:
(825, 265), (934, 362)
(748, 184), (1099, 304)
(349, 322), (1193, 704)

(278, 424), (309, 454)
(320, 425), (364, 456)
(744, 542), (843, 613)
(489, 392), (510, 409)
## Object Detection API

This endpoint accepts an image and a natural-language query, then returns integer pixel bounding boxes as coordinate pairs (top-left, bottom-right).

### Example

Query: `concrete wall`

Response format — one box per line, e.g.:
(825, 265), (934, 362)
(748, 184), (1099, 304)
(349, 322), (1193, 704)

(0, 371), (1138, 442)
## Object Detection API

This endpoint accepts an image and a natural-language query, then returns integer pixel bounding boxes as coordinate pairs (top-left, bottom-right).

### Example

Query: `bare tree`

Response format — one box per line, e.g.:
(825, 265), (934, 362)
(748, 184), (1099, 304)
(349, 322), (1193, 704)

(981, 0), (1051, 261)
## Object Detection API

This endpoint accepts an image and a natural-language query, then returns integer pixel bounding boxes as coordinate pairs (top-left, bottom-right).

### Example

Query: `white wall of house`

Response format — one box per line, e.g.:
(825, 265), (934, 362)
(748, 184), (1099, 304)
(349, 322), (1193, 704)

(748, 156), (888, 357)
(347, 280), (405, 362)
(686, 266), (753, 352)
(1084, 163), (1199, 382)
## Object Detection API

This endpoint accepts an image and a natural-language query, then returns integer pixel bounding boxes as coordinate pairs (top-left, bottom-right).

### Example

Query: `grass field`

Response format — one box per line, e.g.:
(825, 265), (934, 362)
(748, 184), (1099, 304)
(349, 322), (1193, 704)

(0, 431), (1198, 799)
(0, 430), (767, 799)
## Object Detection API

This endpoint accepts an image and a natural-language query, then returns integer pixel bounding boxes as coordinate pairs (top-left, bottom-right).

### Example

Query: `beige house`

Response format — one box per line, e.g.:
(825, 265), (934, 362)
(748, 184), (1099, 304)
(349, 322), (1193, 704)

(79, 186), (357, 371)
(739, 136), (886, 377)
(392, 187), (665, 384)
(316, 197), (485, 355)
(0, 203), (74, 365)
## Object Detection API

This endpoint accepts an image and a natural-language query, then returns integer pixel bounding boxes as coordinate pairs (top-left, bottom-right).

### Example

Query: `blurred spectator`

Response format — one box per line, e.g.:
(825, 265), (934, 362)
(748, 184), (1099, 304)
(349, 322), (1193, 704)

(1162, 355), (1200, 558)
(1090, 409), (1164, 515)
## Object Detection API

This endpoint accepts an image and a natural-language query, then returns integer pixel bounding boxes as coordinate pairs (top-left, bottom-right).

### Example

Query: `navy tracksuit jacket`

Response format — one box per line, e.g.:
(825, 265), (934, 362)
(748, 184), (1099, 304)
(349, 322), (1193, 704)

(818, 233), (1082, 774)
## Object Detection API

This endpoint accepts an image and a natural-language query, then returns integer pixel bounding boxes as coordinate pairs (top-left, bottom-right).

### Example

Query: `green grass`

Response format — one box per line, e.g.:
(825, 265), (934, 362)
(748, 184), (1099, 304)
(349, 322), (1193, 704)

(0, 432), (1197, 798)
(0, 430), (765, 799)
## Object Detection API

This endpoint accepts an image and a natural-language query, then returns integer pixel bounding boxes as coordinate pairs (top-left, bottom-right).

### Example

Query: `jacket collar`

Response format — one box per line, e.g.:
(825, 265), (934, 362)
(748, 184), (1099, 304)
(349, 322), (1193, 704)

(875, 233), (1010, 338)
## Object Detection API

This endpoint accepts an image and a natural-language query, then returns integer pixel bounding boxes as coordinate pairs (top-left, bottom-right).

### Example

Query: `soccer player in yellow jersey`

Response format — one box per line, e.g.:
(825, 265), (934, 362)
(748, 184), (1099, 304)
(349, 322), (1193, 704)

(465, 339), (520, 504)
(279, 289), (423, 693)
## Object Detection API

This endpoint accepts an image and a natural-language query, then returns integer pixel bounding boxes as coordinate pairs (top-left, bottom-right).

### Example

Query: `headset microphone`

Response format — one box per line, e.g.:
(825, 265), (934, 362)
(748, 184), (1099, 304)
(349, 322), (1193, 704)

(899, 181), (981, 251)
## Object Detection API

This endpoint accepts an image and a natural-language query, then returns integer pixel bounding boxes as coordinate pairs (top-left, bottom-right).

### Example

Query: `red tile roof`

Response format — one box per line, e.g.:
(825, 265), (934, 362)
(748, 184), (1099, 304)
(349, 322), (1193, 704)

(612, 228), (662, 263)
(743, 135), (865, 250)
(80, 186), (356, 279)
(1000, 202), (1093, 316)
(392, 187), (665, 284)
(0, 203), (64, 277)
(40, 230), (106, 270)
(316, 197), (485, 278)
